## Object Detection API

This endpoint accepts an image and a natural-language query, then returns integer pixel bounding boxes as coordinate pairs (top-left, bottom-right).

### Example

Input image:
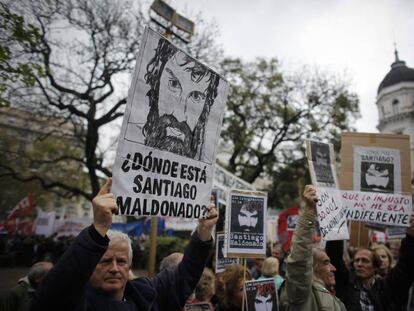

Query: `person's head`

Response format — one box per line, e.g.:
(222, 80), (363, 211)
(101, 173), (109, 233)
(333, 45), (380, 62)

(195, 267), (216, 302)
(313, 248), (336, 288)
(261, 257), (280, 278)
(353, 248), (381, 281)
(371, 244), (393, 276)
(237, 202), (259, 231)
(28, 261), (54, 288)
(89, 230), (132, 300)
(143, 38), (220, 160)
(311, 142), (330, 166)
(221, 264), (252, 308)
(159, 252), (184, 271)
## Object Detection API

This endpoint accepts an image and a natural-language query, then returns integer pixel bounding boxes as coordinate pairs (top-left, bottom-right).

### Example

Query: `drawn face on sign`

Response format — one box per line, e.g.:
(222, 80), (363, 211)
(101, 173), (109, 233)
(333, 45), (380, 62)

(254, 292), (273, 311)
(237, 204), (259, 231)
(143, 38), (220, 161)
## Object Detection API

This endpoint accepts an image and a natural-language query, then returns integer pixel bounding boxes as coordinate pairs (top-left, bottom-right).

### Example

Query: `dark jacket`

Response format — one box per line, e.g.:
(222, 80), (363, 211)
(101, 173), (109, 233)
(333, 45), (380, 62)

(0, 276), (35, 311)
(31, 225), (213, 311)
(326, 235), (414, 311)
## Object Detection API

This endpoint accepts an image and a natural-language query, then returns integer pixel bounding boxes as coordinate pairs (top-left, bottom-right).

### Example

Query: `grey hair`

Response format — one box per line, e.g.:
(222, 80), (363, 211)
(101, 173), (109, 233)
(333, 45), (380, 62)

(28, 262), (52, 284)
(159, 252), (183, 271)
(107, 230), (133, 264)
(312, 247), (326, 272)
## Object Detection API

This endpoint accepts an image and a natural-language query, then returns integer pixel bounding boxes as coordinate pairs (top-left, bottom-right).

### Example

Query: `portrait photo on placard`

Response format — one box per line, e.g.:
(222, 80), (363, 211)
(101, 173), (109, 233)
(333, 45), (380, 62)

(226, 191), (267, 256)
(309, 140), (336, 186)
(245, 279), (278, 311)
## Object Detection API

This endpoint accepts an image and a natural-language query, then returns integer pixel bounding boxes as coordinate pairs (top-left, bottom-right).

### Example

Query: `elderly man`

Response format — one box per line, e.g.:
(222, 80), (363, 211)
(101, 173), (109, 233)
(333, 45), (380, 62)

(279, 185), (346, 311)
(326, 213), (414, 311)
(32, 178), (217, 311)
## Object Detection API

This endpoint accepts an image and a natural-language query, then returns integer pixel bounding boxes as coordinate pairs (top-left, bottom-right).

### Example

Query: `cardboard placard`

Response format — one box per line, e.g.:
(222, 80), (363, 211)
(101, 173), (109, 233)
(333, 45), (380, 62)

(339, 132), (412, 247)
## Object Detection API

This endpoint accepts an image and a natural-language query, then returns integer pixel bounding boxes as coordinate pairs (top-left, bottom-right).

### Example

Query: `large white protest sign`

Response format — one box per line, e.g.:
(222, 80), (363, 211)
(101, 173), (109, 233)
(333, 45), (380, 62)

(225, 190), (267, 258)
(112, 28), (228, 219)
(343, 190), (412, 227)
(306, 140), (349, 241)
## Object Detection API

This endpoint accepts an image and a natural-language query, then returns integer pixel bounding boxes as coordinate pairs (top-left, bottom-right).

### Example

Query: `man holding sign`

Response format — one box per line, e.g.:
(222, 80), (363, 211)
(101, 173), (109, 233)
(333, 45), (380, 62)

(32, 178), (218, 311)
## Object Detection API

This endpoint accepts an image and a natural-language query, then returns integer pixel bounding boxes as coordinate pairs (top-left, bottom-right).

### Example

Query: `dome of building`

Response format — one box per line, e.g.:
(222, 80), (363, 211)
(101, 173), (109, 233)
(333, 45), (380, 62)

(377, 50), (414, 94)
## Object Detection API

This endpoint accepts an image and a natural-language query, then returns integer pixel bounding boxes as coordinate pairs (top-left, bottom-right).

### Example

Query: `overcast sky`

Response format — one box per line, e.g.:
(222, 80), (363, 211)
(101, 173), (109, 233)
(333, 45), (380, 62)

(160, 0), (414, 133)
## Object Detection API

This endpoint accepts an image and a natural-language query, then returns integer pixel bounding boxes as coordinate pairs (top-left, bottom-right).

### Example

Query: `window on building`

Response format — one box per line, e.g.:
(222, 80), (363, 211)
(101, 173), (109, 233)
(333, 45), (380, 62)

(392, 99), (399, 114)
(381, 105), (385, 116)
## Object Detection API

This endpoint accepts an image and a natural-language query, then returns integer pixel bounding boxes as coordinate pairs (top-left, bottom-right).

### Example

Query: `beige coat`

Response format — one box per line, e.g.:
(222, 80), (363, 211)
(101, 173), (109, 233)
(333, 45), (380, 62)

(279, 211), (346, 311)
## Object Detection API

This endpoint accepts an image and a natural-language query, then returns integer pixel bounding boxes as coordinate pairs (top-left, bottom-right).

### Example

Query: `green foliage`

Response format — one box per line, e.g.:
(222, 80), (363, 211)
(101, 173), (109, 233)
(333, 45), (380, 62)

(0, 3), (44, 107)
(139, 236), (188, 270)
(220, 57), (360, 209)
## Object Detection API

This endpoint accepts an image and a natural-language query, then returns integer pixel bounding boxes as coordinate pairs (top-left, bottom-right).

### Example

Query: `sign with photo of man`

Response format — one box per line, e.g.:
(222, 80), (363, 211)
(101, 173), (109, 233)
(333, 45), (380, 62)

(306, 140), (349, 241)
(245, 278), (278, 311)
(216, 233), (240, 273)
(112, 27), (229, 219)
(225, 190), (267, 258)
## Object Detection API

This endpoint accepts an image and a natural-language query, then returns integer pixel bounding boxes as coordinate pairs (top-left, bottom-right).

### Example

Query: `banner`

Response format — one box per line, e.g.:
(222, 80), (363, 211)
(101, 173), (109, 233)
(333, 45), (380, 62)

(112, 27), (228, 219)
(35, 210), (56, 237)
(7, 193), (33, 220)
(343, 190), (411, 227)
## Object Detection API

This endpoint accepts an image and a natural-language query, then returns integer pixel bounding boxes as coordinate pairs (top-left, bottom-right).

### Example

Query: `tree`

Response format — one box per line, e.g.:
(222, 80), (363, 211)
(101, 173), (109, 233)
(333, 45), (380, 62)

(0, 0), (223, 200)
(219, 58), (360, 208)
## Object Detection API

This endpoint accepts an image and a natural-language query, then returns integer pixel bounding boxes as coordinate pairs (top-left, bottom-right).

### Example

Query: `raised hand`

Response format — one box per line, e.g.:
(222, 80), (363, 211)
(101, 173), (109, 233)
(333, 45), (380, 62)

(92, 178), (118, 237)
(197, 203), (218, 241)
(303, 185), (318, 216)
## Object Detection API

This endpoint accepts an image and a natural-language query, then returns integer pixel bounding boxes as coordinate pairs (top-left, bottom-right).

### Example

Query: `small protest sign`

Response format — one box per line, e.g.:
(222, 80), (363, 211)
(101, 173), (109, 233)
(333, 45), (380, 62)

(225, 190), (267, 258)
(112, 27), (229, 219)
(306, 140), (349, 241)
(353, 146), (401, 193)
(343, 190), (412, 227)
(245, 278), (278, 311)
(215, 233), (240, 273)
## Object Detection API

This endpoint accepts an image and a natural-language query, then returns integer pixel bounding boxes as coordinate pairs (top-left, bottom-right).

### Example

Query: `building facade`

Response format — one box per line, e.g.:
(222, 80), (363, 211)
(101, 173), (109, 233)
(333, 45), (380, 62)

(376, 49), (414, 184)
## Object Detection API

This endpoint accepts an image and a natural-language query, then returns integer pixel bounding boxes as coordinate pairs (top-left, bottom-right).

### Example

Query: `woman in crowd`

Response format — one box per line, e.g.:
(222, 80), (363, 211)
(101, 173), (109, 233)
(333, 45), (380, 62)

(371, 244), (393, 277)
(216, 264), (252, 311)
(257, 257), (284, 290)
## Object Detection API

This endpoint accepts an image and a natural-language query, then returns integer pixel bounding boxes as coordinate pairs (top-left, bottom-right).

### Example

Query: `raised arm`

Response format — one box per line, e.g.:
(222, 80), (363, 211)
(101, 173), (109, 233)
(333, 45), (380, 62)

(148, 202), (218, 310)
(32, 179), (116, 311)
(284, 185), (318, 305)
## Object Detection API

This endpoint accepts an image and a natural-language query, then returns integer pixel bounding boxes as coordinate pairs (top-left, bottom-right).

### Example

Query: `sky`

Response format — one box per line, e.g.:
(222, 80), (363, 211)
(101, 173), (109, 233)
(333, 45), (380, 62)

(158, 0), (414, 133)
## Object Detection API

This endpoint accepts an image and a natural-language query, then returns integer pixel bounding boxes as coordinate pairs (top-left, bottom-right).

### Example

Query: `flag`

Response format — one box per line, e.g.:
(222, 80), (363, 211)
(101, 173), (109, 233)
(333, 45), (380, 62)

(7, 193), (33, 219)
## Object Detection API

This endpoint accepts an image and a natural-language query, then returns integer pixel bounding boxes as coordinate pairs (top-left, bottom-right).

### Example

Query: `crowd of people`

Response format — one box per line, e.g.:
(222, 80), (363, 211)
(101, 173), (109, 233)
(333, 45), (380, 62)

(0, 182), (413, 311)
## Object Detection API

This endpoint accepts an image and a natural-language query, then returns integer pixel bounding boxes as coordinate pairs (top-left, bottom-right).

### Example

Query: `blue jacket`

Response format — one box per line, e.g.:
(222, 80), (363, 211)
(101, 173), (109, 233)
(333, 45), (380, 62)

(32, 225), (213, 311)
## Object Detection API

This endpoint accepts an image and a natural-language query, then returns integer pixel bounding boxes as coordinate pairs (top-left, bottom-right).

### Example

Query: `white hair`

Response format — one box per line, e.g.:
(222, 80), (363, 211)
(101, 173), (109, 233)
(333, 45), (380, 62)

(106, 230), (133, 264)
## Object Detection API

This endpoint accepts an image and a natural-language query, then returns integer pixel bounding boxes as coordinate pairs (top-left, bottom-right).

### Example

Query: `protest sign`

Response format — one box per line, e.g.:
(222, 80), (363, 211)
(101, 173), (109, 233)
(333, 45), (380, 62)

(245, 278), (278, 311)
(225, 190), (267, 258)
(112, 27), (228, 219)
(340, 132), (412, 247)
(343, 190), (411, 226)
(35, 210), (56, 237)
(215, 233), (240, 273)
(306, 140), (349, 241)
